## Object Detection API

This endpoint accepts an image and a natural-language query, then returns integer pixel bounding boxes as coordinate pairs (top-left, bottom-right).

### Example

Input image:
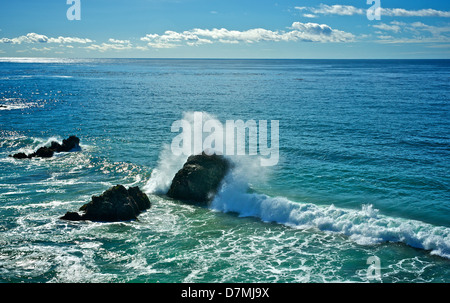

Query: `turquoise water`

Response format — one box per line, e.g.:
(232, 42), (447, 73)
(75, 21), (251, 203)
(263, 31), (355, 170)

(0, 58), (449, 282)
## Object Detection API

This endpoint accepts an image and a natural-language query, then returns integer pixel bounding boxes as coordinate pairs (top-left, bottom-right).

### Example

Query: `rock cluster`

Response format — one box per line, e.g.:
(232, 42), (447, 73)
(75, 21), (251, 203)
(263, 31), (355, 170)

(10, 136), (81, 159)
(59, 152), (229, 222)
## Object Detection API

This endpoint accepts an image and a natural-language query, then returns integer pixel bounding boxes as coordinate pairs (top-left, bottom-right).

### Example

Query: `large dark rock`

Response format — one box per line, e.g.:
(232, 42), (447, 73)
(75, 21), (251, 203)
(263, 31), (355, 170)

(61, 185), (151, 222)
(32, 147), (54, 158)
(11, 152), (31, 159)
(167, 152), (231, 205)
(55, 136), (81, 152)
(9, 135), (80, 159)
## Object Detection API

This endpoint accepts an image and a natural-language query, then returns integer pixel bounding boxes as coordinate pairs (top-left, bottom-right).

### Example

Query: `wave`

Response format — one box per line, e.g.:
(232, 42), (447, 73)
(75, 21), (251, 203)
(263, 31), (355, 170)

(144, 111), (450, 259)
(211, 171), (450, 259)
(0, 98), (39, 111)
(146, 145), (450, 259)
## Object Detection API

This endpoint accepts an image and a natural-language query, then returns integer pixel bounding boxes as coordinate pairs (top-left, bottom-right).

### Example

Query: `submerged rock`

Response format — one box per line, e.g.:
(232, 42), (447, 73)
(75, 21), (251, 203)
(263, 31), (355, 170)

(61, 185), (151, 222)
(9, 135), (80, 159)
(167, 152), (231, 205)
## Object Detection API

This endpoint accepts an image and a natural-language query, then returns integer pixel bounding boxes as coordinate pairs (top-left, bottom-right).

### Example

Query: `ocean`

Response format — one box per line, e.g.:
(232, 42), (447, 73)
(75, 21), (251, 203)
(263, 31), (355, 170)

(0, 58), (449, 283)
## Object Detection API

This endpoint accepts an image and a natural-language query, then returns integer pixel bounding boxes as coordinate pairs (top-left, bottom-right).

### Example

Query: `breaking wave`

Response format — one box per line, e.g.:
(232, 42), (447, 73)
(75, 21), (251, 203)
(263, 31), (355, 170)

(211, 171), (450, 259)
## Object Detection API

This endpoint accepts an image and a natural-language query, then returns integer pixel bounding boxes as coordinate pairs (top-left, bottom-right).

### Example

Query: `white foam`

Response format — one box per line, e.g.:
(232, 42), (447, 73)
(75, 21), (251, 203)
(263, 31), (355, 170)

(0, 57), (91, 64)
(143, 111), (450, 259)
(207, 166), (450, 259)
(0, 102), (38, 111)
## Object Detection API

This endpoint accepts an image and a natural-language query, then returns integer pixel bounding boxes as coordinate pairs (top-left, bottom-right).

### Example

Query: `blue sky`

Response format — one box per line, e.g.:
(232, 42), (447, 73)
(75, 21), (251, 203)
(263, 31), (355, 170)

(0, 0), (449, 58)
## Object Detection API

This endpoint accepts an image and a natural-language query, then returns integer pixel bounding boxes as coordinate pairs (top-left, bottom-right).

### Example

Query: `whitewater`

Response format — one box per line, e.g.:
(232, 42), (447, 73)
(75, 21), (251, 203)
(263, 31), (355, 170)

(145, 142), (450, 260)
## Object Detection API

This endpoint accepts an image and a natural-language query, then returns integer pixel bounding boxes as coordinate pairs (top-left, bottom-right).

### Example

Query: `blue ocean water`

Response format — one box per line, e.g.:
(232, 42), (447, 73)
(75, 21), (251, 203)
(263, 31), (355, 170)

(0, 58), (449, 282)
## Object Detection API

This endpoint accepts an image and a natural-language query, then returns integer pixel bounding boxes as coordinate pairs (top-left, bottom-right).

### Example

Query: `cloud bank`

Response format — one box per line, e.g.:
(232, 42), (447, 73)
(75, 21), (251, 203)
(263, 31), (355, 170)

(0, 33), (93, 44)
(140, 22), (355, 48)
(296, 4), (450, 18)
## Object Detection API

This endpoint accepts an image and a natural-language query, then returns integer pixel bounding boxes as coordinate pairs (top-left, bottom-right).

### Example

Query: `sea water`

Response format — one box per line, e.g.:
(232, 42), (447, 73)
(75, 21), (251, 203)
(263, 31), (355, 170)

(0, 58), (449, 282)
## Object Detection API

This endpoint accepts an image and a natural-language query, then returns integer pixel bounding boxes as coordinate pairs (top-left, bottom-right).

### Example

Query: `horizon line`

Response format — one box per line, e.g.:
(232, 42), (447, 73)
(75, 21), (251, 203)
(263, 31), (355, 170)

(1, 57), (449, 60)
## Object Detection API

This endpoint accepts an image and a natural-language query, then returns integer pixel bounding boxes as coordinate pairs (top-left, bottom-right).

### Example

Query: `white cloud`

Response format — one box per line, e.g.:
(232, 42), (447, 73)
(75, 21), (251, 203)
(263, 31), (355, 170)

(48, 36), (92, 44)
(374, 21), (450, 43)
(108, 38), (130, 44)
(382, 8), (450, 17)
(377, 35), (394, 40)
(0, 32), (92, 44)
(135, 46), (149, 51)
(296, 4), (450, 18)
(376, 37), (450, 44)
(190, 28), (279, 43)
(309, 4), (364, 16)
(303, 14), (318, 19)
(288, 22), (355, 42)
(410, 22), (450, 35)
(30, 46), (52, 52)
(141, 22), (354, 48)
(142, 30), (214, 47)
(296, 4), (363, 16)
(147, 42), (179, 49)
(0, 33), (49, 44)
(372, 23), (402, 33)
(85, 43), (132, 52)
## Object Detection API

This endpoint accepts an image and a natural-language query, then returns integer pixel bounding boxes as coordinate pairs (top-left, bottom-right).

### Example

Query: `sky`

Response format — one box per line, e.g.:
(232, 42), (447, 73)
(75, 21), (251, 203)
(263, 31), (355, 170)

(0, 0), (449, 59)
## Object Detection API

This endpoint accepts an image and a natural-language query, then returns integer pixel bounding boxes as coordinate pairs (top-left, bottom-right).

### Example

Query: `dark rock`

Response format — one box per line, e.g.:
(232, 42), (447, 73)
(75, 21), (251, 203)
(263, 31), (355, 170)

(10, 152), (31, 159)
(127, 186), (153, 213)
(49, 141), (63, 151)
(10, 135), (81, 159)
(59, 136), (80, 152)
(61, 185), (151, 222)
(167, 152), (231, 205)
(32, 147), (54, 158)
(60, 212), (83, 221)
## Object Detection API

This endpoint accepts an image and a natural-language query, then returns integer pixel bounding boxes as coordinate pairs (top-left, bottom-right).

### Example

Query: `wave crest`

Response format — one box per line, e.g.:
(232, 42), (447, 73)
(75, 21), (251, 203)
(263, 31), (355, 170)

(211, 172), (450, 259)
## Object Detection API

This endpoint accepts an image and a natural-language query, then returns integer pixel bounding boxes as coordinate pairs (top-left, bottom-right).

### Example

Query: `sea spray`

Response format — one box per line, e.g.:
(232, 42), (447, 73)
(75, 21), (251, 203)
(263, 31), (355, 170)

(145, 113), (450, 259)
(170, 111), (279, 166)
(145, 111), (274, 194)
(143, 143), (188, 194)
(144, 112), (222, 194)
